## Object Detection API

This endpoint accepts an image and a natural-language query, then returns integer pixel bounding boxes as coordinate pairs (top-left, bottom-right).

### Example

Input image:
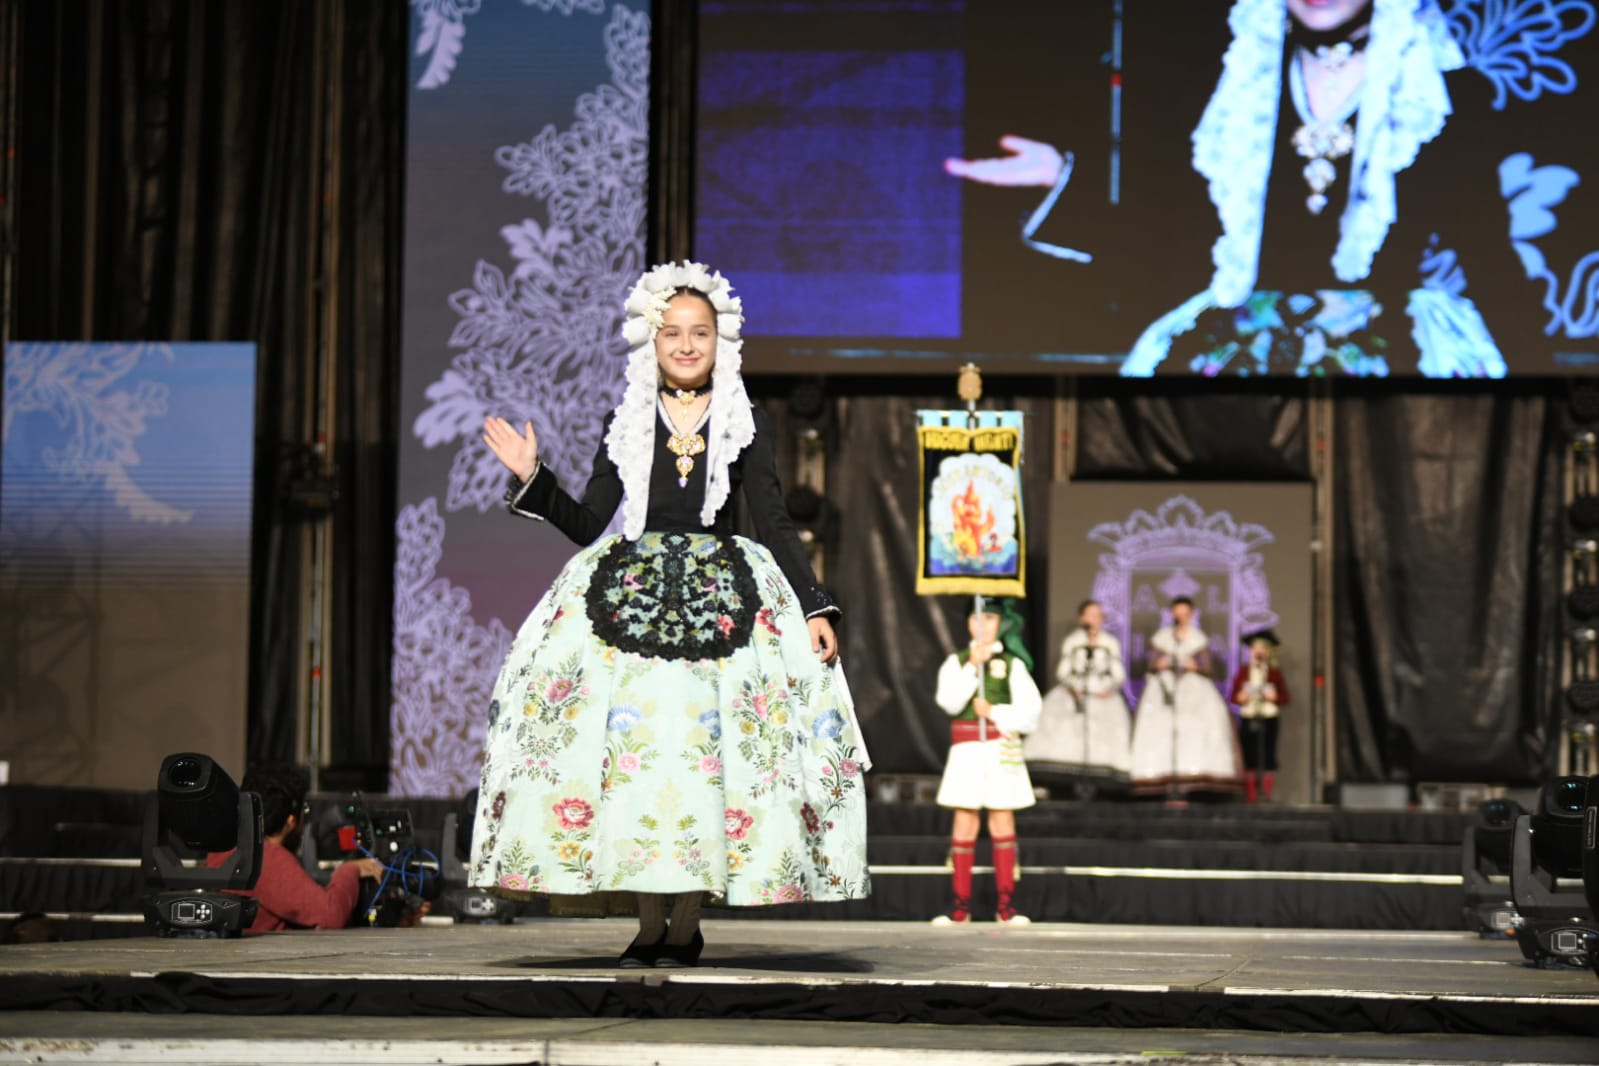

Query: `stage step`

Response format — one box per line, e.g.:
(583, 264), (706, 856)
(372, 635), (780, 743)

(0, 1013), (1594, 1065)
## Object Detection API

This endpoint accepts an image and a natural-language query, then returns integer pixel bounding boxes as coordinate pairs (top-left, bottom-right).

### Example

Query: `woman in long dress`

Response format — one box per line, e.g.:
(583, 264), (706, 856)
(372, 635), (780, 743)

(1128, 596), (1243, 795)
(949, 0), (1520, 378)
(1024, 599), (1132, 784)
(469, 262), (871, 966)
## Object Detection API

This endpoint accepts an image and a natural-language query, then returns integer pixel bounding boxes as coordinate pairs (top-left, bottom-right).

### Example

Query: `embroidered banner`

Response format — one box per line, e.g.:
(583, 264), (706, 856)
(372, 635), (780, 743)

(915, 410), (1026, 596)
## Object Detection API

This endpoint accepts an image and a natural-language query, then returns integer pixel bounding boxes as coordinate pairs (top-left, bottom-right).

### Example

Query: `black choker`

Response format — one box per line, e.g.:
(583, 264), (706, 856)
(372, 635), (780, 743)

(1288, 5), (1373, 56)
(663, 382), (711, 415)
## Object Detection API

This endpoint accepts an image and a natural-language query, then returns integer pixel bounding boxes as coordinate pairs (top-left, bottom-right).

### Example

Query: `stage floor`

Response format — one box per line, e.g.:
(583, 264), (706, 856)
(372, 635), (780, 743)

(2, 919), (1597, 1045)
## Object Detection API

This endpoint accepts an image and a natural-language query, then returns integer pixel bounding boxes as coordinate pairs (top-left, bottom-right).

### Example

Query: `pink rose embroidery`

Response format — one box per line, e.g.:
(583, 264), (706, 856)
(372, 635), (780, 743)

(775, 884), (804, 904)
(553, 797), (594, 830)
(617, 752), (641, 773)
(840, 759), (860, 778)
(716, 614), (735, 637)
(725, 808), (754, 841)
(546, 678), (574, 703)
(500, 874), (530, 891)
(700, 755), (722, 775)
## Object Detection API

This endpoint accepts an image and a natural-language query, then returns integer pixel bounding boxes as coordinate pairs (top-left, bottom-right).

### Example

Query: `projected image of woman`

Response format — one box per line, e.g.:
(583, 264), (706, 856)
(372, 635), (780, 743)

(1127, 597), (1243, 795)
(470, 262), (870, 967)
(949, 0), (1519, 378)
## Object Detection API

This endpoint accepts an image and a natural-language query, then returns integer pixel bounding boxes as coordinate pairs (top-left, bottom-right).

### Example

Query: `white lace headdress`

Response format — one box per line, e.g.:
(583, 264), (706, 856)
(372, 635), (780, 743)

(1192, 0), (1464, 306)
(605, 261), (755, 541)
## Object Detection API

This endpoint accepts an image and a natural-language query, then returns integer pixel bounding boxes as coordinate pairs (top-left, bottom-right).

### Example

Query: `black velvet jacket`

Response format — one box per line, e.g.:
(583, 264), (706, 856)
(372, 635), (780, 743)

(504, 403), (839, 619)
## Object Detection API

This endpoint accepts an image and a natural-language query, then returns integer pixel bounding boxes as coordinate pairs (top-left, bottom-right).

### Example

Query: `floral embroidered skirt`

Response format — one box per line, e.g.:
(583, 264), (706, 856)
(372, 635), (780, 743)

(1174, 289), (1392, 377)
(469, 531), (871, 906)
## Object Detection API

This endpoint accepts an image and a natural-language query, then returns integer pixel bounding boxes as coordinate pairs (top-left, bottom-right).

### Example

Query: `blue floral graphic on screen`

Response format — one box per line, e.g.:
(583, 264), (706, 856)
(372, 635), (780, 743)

(411, 0), (605, 90)
(410, 3), (649, 512)
(2, 343), (190, 525)
(1446, 0), (1596, 110)
(393, 4), (650, 796)
(1500, 152), (1599, 338)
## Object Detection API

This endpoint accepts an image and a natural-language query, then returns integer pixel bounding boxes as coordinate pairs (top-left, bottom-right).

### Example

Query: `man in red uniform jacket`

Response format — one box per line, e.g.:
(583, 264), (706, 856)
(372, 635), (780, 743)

(206, 766), (382, 933)
(1228, 629), (1290, 803)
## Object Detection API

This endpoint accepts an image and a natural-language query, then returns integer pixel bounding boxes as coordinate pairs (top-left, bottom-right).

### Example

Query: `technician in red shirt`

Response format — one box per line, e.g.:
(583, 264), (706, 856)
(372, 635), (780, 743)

(206, 766), (382, 933)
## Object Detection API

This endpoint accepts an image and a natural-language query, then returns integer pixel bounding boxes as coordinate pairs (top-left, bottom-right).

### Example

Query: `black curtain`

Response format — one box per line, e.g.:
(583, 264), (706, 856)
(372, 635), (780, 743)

(1069, 379), (1563, 784)
(1334, 387), (1562, 783)
(9, 0), (405, 780)
(1074, 380), (1310, 480)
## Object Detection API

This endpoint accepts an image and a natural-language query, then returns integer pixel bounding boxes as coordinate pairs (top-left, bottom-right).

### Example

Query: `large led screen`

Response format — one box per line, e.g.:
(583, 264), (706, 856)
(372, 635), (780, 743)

(697, 0), (1599, 377)
(1, 342), (255, 787)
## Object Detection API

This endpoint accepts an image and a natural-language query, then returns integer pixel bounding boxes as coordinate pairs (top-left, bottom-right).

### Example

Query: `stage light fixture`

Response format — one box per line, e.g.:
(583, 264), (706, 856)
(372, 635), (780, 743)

(1510, 777), (1596, 967)
(1533, 777), (1588, 879)
(1572, 385), (1599, 425)
(1475, 798), (1522, 870)
(1567, 629), (1599, 718)
(141, 753), (263, 938)
(1462, 798), (1522, 937)
(786, 379), (827, 422)
(1570, 543), (1599, 622)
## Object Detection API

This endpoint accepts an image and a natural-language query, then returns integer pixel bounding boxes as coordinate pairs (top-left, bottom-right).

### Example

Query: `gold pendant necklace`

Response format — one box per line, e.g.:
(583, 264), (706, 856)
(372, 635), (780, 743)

(666, 430), (705, 488)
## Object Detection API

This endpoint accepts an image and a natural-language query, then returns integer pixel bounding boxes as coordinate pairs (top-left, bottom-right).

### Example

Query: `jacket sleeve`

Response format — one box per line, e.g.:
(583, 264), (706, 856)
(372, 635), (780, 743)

(1055, 634), (1080, 686)
(740, 405), (840, 618)
(260, 856), (365, 931)
(1229, 667), (1250, 706)
(936, 654), (981, 715)
(990, 657), (1043, 735)
(1270, 668), (1290, 707)
(504, 415), (623, 547)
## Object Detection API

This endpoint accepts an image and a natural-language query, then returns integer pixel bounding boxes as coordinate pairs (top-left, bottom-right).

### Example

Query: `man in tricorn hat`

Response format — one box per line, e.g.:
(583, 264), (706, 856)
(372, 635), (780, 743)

(1229, 629), (1290, 803)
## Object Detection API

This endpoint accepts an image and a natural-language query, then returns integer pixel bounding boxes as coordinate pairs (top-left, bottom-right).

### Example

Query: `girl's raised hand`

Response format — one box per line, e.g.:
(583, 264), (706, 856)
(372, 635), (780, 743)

(482, 416), (539, 482)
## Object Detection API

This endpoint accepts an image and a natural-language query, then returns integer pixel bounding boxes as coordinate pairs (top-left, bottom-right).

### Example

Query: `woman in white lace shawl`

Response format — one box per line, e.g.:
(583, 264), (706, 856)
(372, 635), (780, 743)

(950, 0), (1521, 377)
(1127, 596), (1244, 795)
(469, 262), (870, 968)
(1024, 599), (1133, 784)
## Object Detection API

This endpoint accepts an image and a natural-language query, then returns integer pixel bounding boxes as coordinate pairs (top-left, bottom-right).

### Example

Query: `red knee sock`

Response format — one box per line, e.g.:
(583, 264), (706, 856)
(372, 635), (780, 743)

(1263, 772), (1275, 799)
(950, 841), (974, 919)
(1244, 774), (1258, 803)
(992, 836), (1018, 919)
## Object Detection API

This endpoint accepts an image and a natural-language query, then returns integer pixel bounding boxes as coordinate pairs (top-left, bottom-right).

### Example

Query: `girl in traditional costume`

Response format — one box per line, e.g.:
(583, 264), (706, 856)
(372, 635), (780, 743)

(932, 598), (1041, 926)
(1025, 599), (1133, 786)
(1128, 596), (1243, 795)
(469, 262), (870, 967)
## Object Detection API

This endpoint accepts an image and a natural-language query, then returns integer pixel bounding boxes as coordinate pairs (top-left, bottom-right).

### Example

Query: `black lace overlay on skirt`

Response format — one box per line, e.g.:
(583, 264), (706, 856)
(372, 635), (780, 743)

(586, 532), (759, 661)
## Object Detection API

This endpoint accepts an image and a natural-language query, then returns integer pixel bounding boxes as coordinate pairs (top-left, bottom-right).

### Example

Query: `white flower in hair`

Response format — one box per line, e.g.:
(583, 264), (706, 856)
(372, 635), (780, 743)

(642, 288), (675, 334)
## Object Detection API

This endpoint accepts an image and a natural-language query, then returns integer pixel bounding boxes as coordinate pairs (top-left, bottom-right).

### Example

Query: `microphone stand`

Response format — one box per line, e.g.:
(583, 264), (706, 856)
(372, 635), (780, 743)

(1072, 644), (1091, 777)
(1163, 633), (1188, 809)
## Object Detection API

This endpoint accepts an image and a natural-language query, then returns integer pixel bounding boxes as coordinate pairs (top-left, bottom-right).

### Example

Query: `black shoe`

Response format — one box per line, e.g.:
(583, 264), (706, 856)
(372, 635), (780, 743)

(619, 930), (667, 968)
(653, 929), (704, 968)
